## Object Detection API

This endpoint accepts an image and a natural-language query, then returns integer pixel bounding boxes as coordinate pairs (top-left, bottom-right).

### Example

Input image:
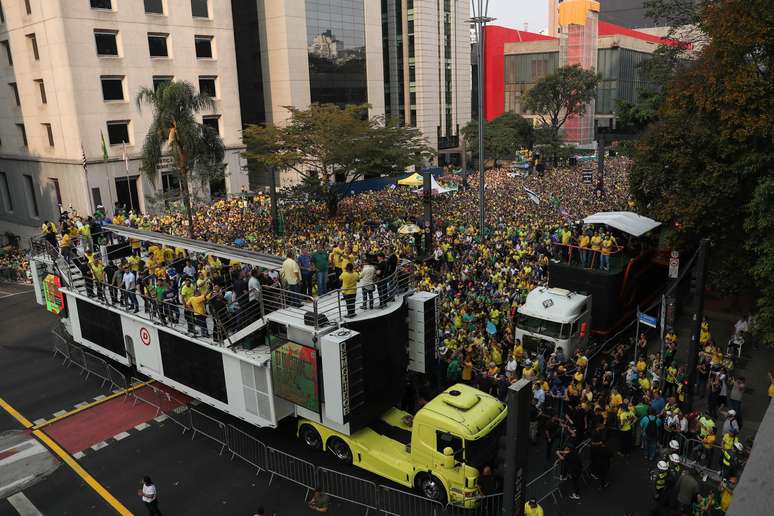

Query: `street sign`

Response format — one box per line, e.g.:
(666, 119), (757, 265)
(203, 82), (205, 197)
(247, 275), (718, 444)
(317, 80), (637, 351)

(639, 312), (658, 329)
(668, 250), (679, 279)
(581, 170), (593, 184)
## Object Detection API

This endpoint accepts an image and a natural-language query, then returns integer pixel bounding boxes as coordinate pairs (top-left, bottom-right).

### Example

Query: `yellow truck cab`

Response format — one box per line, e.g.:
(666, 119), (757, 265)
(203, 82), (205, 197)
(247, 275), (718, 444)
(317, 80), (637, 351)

(298, 383), (507, 505)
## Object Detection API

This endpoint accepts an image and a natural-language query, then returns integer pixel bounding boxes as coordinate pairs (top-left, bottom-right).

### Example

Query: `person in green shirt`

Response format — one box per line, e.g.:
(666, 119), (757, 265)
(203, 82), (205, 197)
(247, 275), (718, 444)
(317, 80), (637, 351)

(310, 246), (329, 295)
(155, 279), (168, 324)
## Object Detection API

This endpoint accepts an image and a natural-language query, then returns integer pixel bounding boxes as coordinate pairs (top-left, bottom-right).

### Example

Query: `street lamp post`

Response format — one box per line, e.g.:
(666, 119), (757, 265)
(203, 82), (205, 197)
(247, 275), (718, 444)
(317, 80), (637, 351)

(470, 0), (495, 241)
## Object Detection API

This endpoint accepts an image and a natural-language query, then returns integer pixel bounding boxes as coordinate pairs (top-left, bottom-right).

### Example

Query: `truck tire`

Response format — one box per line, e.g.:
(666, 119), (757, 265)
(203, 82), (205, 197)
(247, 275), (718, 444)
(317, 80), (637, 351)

(327, 436), (353, 464)
(299, 424), (322, 450)
(415, 473), (447, 504)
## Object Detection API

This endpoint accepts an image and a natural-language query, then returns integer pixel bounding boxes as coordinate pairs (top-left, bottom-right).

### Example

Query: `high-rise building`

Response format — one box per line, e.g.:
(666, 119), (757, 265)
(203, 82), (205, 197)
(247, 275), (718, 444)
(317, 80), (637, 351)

(549, 0), (655, 36)
(0, 0), (247, 240)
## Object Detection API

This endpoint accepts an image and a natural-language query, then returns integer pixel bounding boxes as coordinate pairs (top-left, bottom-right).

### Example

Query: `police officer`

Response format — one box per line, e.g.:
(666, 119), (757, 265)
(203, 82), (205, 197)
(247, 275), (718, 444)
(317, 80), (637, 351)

(721, 441), (744, 479)
(653, 460), (670, 501)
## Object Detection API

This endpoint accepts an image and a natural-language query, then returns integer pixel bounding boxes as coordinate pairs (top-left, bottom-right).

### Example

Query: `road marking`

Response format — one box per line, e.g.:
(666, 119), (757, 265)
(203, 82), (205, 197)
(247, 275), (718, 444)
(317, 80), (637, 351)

(91, 442), (108, 452)
(154, 414), (168, 423)
(6, 492), (43, 516)
(134, 422), (150, 431)
(74, 402), (89, 409)
(32, 430), (132, 516)
(94, 395), (106, 401)
(73, 451), (85, 460)
(0, 397), (132, 516)
(0, 399), (33, 429)
(32, 419), (46, 427)
(0, 290), (33, 299)
(0, 440), (46, 467)
(33, 379), (154, 429)
(114, 432), (130, 441)
(0, 475), (34, 497)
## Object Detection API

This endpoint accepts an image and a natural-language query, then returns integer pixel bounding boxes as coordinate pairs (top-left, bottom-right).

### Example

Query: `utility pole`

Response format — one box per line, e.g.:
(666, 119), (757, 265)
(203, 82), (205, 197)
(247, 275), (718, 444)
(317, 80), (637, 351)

(596, 131), (605, 192)
(686, 238), (710, 410)
(470, 0), (495, 241)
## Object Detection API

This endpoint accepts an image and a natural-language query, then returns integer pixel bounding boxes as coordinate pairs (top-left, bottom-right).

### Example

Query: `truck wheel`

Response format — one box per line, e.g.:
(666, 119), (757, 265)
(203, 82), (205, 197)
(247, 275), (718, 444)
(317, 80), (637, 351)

(327, 437), (353, 464)
(299, 424), (322, 450)
(416, 474), (447, 504)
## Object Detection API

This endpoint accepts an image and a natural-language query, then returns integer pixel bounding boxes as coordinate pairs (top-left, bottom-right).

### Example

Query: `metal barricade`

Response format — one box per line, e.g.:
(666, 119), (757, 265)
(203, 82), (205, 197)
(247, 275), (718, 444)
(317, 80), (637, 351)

(66, 341), (87, 374)
(129, 377), (163, 416)
(377, 485), (443, 516)
(317, 467), (378, 514)
(189, 407), (228, 455)
(265, 446), (317, 495)
(106, 363), (127, 391)
(227, 425), (266, 474)
(82, 352), (110, 387)
(526, 462), (563, 505)
(51, 330), (71, 365)
(445, 493), (504, 516)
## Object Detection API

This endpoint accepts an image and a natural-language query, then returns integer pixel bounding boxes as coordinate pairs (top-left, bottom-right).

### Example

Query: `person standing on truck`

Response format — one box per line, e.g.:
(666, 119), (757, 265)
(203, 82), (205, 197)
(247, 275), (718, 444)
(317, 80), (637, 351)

(339, 263), (359, 318)
(524, 497), (544, 516)
(590, 229), (603, 269)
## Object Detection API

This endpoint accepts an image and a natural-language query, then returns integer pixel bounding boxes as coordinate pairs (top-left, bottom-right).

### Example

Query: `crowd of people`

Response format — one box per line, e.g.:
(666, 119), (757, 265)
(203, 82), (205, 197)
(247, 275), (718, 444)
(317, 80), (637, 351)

(0, 247), (30, 283)
(34, 157), (754, 514)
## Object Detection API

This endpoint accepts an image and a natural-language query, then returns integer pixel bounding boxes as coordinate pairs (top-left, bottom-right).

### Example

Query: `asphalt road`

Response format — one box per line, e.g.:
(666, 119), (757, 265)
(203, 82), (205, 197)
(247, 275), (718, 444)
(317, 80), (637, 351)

(1, 280), (730, 516)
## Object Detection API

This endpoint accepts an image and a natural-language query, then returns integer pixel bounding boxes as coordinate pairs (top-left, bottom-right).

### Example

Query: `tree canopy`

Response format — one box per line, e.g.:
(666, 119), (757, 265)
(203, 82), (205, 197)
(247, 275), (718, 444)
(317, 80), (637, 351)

(136, 81), (224, 238)
(630, 0), (774, 342)
(462, 112), (534, 167)
(242, 104), (434, 216)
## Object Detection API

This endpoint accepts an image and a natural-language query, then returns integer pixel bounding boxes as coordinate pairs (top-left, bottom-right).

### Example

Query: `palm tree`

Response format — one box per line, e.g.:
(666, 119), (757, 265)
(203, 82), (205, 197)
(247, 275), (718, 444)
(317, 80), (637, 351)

(136, 81), (224, 238)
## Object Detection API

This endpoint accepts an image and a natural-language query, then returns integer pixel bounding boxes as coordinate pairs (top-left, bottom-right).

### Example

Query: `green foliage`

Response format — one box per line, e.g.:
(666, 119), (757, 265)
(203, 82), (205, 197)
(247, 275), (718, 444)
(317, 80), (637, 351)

(136, 81), (225, 237)
(242, 104), (434, 216)
(631, 0), (774, 342)
(462, 112), (534, 166)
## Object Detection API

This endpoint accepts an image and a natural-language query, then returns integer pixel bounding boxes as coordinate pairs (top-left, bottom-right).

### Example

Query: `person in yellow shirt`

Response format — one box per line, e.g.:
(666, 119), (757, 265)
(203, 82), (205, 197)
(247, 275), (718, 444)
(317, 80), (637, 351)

(524, 498), (544, 516)
(768, 371), (774, 398)
(187, 289), (210, 337)
(618, 402), (636, 455)
(339, 263), (359, 318)
(600, 233), (617, 271)
(590, 230), (603, 269)
(91, 258), (106, 301)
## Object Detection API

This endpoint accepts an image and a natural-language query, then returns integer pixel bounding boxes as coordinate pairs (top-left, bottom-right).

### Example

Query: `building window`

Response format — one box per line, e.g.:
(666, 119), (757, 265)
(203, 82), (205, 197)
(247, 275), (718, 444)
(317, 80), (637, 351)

(49, 178), (61, 205)
(194, 36), (213, 59)
(95, 30), (119, 56)
(0, 2), (5, 24)
(0, 172), (12, 212)
(9, 82), (19, 106)
(43, 123), (54, 146)
(106, 121), (130, 145)
(1, 40), (12, 65)
(23, 175), (38, 217)
(35, 79), (46, 104)
(91, 187), (102, 210)
(191, 0), (209, 18)
(148, 33), (169, 58)
(90, 0), (112, 9)
(144, 0), (164, 15)
(202, 115), (220, 135)
(101, 76), (124, 101)
(24, 0), (31, 15)
(27, 34), (39, 60)
(198, 76), (216, 98)
(153, 75), (173, 91)
(17, 124), (27, 147)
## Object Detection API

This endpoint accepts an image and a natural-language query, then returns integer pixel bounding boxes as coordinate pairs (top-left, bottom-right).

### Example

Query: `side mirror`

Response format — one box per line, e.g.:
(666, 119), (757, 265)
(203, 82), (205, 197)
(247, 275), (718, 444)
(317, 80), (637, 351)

(443, 447), (455, 469)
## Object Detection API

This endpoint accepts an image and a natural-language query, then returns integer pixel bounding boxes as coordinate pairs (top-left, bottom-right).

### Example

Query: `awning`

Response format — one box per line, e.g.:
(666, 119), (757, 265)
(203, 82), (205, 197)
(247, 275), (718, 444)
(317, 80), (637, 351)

(104, 224), (284, 270)
(397, 173), (424, 187)
(413, 175), (452, 195)
(582, 211), (661, 237)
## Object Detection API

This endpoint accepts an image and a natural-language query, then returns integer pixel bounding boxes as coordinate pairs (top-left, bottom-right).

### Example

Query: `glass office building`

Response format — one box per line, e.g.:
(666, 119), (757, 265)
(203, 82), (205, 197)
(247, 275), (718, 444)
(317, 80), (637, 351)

(305, 0), (368, 105)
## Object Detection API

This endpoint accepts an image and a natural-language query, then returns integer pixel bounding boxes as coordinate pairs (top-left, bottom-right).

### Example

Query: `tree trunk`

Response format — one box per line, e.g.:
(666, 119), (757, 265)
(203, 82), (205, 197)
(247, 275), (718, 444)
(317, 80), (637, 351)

(326, 193), (338, 218)
(179, 168), (195, 239)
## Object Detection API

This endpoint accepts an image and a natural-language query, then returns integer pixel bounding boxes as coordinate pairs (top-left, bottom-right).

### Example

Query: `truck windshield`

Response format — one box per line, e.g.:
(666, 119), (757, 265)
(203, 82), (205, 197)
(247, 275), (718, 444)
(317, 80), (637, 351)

(465, 417), (506, 470)
(516, 313), (566, 339)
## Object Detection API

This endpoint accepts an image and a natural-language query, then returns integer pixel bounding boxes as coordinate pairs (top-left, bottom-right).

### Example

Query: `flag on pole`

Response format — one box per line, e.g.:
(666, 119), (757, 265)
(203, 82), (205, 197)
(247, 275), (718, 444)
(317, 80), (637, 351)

(100, 130), (109, 161)
(524, 186), (540, 206)
(81, 145), (88, 172)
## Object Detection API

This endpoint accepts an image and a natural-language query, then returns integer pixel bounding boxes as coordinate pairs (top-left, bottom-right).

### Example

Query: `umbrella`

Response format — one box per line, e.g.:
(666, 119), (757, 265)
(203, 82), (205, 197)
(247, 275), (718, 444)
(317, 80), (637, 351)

(398, 224), (421, 234)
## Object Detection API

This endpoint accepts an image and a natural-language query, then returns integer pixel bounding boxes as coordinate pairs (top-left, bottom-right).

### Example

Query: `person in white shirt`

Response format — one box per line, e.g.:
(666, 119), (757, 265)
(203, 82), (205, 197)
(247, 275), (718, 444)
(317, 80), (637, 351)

(138, 476), (163, 515)
(360, 259), (376, 310)
(122, 268), (138, 312)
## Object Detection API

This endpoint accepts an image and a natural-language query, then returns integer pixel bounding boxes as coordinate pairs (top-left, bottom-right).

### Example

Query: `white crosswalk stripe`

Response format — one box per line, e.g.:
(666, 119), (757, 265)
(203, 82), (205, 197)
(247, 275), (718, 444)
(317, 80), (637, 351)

(6, 492), (43, 516)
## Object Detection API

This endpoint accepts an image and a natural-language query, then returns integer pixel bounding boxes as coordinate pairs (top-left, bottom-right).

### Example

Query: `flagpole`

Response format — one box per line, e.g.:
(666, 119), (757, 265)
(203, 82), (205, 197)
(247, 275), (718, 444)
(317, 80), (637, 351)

(123, 142), (134, 212)
(81, 145), (94, 215)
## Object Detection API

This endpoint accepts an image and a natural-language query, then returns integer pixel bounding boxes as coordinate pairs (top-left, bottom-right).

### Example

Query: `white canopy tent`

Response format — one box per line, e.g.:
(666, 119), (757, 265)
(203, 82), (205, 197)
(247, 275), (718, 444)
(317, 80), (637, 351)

(583, 211), (661, 237)
(413, 174), (452, 195)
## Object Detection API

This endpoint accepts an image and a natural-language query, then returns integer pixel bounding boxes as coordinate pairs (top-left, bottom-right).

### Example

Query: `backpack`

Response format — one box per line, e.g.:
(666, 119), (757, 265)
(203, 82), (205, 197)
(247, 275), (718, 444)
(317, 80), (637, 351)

(645, 416), (658, 439)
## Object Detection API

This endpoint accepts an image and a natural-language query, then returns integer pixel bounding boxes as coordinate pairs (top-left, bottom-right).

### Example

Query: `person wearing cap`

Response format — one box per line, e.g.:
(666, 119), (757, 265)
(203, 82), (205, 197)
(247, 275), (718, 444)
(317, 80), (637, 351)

(722, 410), (740, 436)
(654, 460), (670, 501)
(720, 439), (743, 479)
(523, 497), (544, 516)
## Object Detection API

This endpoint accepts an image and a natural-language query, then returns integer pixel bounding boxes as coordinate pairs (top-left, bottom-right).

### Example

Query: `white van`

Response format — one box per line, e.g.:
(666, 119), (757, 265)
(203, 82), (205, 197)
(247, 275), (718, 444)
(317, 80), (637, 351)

(515, 288), (592, 359)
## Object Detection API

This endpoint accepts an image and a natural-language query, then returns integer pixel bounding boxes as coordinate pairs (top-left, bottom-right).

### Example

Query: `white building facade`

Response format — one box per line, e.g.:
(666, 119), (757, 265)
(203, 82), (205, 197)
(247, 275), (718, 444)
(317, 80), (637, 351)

(0, 0), (247, 241)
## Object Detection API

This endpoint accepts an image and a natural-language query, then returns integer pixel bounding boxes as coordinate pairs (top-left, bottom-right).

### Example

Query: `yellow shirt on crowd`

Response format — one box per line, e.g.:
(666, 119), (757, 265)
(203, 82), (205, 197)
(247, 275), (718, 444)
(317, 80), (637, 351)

(340, 271), (360, 295)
